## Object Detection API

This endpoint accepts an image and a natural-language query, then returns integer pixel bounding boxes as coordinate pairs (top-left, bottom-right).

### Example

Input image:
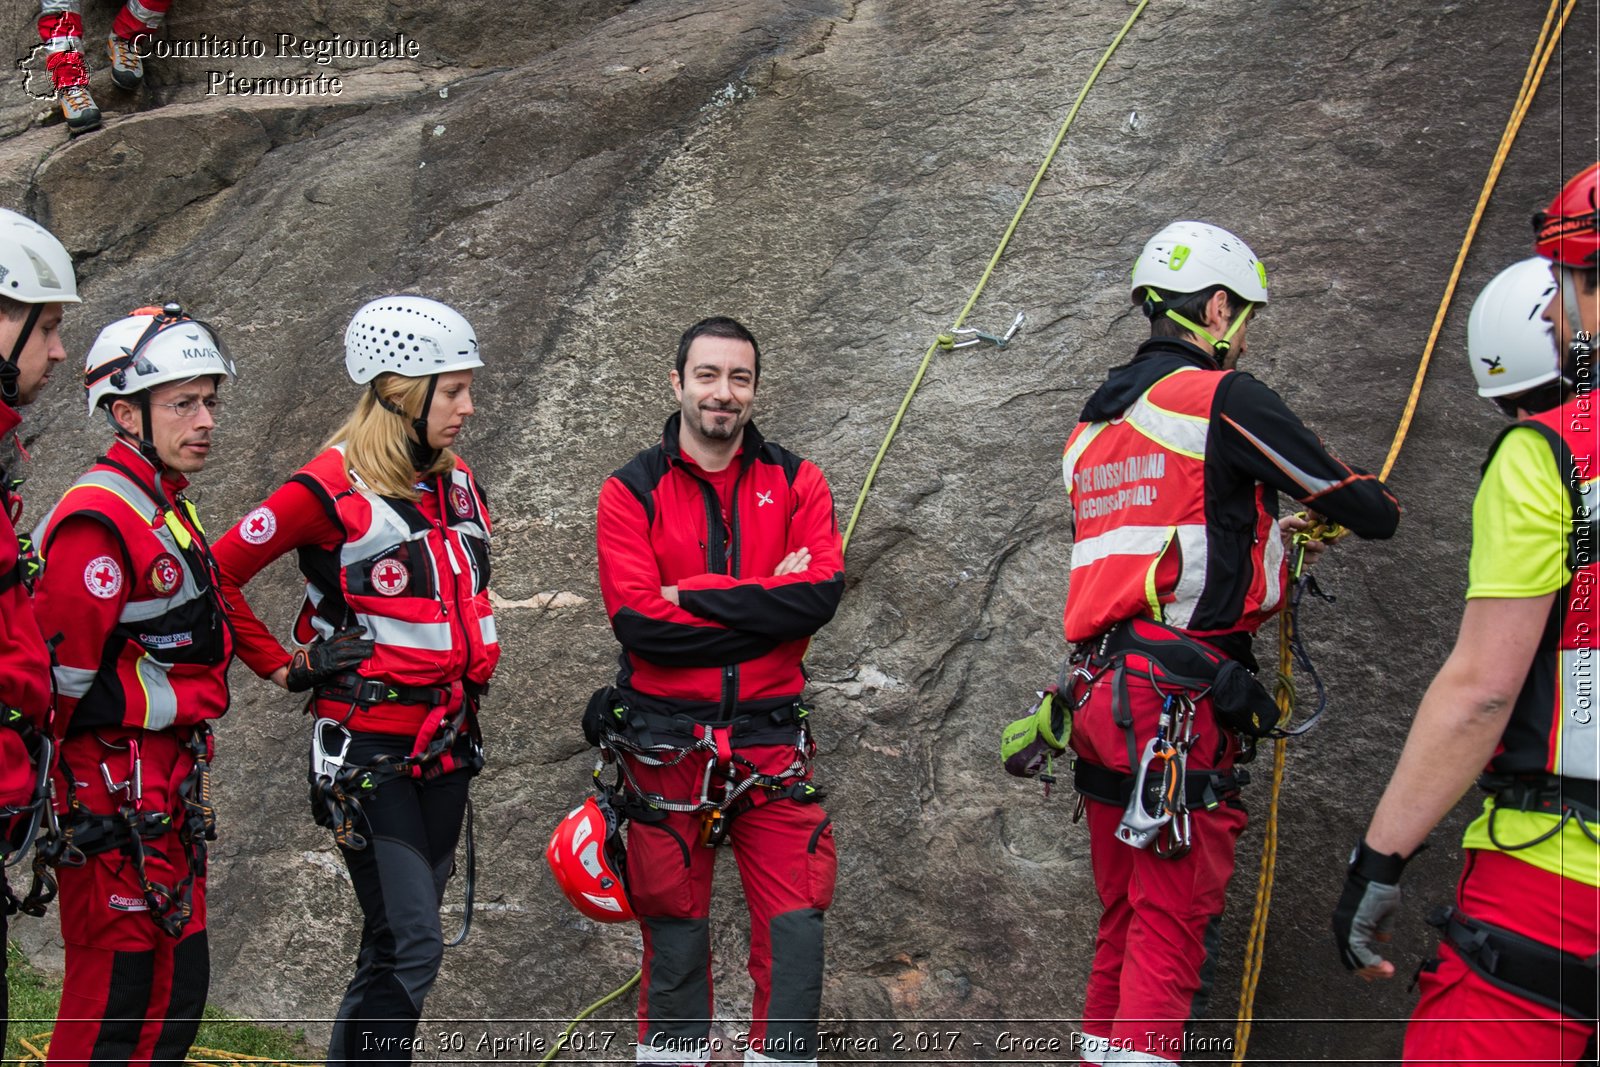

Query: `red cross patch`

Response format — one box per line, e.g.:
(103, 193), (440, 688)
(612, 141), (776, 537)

(371, 558), (410, 597)
(149, 554), (181, 596)
(84, 556), (123, 599)
(449, 484), (473, 519)
(240, 506), (277, 545)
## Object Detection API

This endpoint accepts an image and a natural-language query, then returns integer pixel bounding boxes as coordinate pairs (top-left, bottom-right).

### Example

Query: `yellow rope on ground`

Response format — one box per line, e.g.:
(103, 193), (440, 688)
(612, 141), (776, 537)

(840, 0), (1151, 554)
(1230, 3), (1577, 1061)
(17, 1033), (302, 1065)
(537, 970), (641, 1066)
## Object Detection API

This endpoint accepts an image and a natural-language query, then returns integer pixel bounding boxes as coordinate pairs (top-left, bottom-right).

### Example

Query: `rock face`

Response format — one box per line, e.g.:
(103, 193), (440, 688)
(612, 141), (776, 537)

(2, 0), (1596, 1060)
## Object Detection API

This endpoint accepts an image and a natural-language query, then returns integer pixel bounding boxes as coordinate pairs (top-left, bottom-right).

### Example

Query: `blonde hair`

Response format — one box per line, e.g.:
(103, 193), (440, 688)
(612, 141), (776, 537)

(321, 373), (457, 500)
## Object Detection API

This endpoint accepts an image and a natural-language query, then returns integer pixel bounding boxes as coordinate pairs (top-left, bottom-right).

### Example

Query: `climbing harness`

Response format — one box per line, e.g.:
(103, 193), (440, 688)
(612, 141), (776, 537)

(1231, 7), (1579, 1058)
(32, 724), (215, 938)
(306, 683), (484, 944)
(587, 693), (821, 846)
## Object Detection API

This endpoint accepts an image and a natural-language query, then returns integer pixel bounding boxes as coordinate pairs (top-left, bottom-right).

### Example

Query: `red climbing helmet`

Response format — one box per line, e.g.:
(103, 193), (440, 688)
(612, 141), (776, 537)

(546, 796), (634, 923)
(1533, 162), (1600, 268)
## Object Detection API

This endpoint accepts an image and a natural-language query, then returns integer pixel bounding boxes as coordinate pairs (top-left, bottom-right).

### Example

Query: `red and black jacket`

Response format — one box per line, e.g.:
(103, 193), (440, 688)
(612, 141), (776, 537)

(1064, 339), (1400, 661)
(597, 415), (844, 718)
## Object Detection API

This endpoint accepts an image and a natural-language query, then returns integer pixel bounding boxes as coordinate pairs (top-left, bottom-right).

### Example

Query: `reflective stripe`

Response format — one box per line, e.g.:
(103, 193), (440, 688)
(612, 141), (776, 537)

(52, 664), (97, 699)
(135, 654), (178, 731)
(745, 1051), (815, 1067)
(479, 613), (497, 647)
(44, 36), (81, 52)
(1259, 513), (1286, 616)
(39, 0), (82, 14)
(1106, 1049), (1178, 1066)
(124, 0), (165, 27)
(1162, 524), (1212, 629)
(355, 613), (453, 653)
(637, 1041), (709, 1066)
(1070, 525), (1176, 571)
(1223, 414), (1343, 497)
(1558, 646), (1600, 780)
(340, 496), (423, 566)
(1063, 423), (1107, 494)
(1124, 382), (1209, 459)
(1076, 1033), (1113, 1065)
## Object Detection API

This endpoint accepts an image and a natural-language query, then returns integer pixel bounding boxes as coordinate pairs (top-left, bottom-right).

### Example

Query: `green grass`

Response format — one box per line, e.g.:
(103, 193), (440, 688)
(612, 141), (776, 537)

(3, 941), (314, 1064)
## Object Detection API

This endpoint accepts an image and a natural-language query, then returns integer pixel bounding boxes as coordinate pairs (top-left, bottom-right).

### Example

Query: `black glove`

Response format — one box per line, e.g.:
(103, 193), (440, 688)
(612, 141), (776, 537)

(1331, 839), (1414, 972)
(285, 629), (375, 693)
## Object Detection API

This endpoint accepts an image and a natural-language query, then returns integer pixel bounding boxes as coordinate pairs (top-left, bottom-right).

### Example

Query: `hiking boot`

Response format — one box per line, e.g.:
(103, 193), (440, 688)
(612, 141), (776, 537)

(58, 84), (102, 135)
(107, 33), (143, 90)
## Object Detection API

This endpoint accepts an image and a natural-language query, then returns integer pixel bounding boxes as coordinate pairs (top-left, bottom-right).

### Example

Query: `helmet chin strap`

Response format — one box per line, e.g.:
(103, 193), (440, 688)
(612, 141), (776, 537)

(371, 375), (442, 473)
(1145, 288), (1255, 361)
(1560, 266), (1595, 379)
(0, 304), (45, 405)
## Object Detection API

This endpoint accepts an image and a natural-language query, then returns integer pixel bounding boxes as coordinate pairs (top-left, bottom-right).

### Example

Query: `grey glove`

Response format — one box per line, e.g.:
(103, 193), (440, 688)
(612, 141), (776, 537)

(1332, 839), (1412, 971)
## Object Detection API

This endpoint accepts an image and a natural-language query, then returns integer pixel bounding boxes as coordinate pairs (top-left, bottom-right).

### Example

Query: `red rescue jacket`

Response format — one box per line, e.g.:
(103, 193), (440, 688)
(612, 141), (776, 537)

(597, 416), (844, 717)
(0, 401), (51, 805)
(33, 440), (232, 735)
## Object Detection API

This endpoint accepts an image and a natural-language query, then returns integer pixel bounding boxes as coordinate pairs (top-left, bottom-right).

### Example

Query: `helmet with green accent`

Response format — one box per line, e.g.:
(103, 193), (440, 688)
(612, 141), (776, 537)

(1467, 257), (1562, 402)
(1131, 221), (1269, 357)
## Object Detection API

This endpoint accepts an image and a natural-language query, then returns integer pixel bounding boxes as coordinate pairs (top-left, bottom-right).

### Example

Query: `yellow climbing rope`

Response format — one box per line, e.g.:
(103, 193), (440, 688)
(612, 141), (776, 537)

(16, 1034), (300, 1065)
(1230, 2), (1579, 1060)
(841, 0), (1152, 554)
(537, 970), (642, 1066)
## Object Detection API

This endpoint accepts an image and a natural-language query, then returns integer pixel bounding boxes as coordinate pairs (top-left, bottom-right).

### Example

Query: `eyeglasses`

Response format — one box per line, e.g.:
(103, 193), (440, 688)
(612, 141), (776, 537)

(152, 396), (224, 419)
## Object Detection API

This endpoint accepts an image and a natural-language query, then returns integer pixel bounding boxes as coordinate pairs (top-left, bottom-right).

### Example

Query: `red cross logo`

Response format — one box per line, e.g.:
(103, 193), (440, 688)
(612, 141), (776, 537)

(371, 558), (410, 597)
(449, 485), (473, 518)
(240, 506), (277, 545)
(149, 554), (181, 596)
(84, 555), (123, 599)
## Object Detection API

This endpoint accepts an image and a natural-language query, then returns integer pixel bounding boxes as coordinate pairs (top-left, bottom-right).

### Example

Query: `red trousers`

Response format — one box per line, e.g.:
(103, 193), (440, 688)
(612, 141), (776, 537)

(37, 0), (172, 88)
(1070, 667), (1246, 1065)
(623, 741), (836, 1066)
(1404, 848), (1599, 1066)
(47, 728), (208, 1067)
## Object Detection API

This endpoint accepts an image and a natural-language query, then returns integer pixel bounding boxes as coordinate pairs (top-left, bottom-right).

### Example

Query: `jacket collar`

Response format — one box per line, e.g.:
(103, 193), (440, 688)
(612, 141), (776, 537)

(660, 411), (765, 470)
(103, 437), (189, 497)
(1078, 337), (1223, 423)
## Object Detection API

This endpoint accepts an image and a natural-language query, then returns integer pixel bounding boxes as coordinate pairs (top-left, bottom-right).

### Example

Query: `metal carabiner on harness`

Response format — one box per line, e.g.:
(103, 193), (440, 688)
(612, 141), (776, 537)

(310, 717), (370, 851)
(98, 738), (142, 805)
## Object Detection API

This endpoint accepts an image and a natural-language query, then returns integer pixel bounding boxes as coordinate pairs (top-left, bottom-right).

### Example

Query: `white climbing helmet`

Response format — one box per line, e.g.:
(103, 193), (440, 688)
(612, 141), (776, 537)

(0, 208), (79, 306)
(1467, 257), (1562, 399)
(84, 304), (236, 416)
(1130, 220), (1270, 305)
(343, 296), (483, 384)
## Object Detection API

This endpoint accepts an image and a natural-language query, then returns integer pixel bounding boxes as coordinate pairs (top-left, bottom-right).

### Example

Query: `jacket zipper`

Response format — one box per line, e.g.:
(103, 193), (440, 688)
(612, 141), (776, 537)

(435, 475), (473, 684)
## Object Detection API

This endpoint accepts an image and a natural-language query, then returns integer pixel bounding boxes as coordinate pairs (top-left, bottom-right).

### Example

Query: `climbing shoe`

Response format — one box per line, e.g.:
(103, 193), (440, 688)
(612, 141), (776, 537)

(58, 83), (101, 135)
(107, 33), (143, 89)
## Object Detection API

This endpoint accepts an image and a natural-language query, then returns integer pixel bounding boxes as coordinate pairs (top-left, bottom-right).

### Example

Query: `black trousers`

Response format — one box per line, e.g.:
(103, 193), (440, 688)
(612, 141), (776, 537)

(325, 734), (471, 1066)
